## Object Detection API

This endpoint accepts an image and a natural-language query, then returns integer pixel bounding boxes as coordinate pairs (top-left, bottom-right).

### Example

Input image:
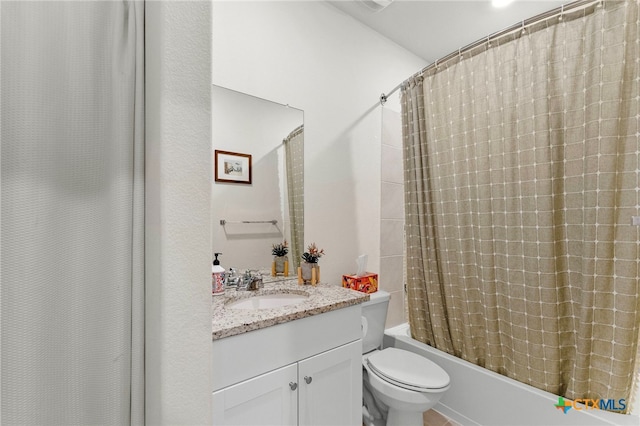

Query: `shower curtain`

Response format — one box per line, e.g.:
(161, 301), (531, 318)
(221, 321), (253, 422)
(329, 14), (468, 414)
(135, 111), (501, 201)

(284, 125), (305, 268)
(1, 1), (145, 424)
(402, 0), (639, 410)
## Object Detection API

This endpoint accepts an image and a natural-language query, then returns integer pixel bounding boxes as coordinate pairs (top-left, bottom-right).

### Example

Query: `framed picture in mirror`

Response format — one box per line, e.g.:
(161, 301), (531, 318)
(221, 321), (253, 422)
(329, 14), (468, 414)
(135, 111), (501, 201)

(215, 150), (252, 184)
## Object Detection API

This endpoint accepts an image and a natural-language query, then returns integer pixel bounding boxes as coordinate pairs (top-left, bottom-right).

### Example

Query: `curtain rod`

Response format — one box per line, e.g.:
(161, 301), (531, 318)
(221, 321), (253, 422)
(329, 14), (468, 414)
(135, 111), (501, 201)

(380, 0), (602, 105)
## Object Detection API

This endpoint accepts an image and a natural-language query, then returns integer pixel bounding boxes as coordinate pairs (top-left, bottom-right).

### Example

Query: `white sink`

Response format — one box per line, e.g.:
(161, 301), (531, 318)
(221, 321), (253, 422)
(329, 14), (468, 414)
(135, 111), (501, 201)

(226, 292), (309, 310)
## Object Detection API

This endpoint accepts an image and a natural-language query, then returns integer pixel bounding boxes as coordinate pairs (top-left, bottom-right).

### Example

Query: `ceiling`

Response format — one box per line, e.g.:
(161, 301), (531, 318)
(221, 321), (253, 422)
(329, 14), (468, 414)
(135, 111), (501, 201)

(327, 0), (569, 63)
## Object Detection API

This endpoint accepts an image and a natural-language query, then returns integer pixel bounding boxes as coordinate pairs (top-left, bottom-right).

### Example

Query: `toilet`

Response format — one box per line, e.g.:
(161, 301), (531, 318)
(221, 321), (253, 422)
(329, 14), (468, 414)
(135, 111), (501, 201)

(361, 291), (450, 426)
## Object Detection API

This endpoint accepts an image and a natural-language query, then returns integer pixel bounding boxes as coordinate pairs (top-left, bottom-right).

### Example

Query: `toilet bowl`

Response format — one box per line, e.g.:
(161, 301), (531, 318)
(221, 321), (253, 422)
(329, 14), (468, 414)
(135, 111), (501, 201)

(361, 291), (450, 426)
(363, 348), (450, 426)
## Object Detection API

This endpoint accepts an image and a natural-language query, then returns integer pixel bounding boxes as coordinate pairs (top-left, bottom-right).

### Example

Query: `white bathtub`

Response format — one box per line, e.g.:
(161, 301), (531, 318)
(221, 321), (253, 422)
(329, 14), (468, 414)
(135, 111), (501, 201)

(383, 323), (639, 426)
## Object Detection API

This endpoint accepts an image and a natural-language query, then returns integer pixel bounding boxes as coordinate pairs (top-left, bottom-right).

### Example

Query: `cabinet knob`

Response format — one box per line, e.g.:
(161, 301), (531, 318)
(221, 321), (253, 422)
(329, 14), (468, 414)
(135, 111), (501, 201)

(304, 376), (312, 384)
(289, 382), (298, 391)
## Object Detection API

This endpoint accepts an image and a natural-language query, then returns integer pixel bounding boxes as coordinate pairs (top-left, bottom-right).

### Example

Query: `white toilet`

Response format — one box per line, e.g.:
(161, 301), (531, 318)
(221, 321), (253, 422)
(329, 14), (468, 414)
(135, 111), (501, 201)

(362, 291), (450, 426)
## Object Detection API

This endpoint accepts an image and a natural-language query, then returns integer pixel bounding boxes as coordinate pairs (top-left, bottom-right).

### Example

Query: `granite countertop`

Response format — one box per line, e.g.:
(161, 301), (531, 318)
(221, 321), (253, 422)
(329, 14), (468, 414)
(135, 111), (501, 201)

(212, 278), (369, 340)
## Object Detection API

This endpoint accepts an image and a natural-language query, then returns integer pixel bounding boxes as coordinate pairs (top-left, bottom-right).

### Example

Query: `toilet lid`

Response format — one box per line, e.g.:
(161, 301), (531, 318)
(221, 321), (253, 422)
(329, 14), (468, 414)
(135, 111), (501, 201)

(367, 348), (450, 390)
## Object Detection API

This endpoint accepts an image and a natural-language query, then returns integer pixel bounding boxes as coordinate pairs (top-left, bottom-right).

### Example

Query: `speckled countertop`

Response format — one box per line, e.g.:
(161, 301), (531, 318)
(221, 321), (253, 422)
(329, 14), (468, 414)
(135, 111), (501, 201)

(212, 278), (369, 340)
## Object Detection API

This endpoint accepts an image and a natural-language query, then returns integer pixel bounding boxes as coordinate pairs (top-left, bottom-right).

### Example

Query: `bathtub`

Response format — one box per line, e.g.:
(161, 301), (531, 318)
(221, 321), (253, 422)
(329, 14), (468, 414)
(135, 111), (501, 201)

(383, 323), (639, 426)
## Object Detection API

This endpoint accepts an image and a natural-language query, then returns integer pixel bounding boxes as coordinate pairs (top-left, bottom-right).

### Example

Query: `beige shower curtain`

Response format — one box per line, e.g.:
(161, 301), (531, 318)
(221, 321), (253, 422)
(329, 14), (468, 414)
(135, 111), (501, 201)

(285, 125), (305, 268)
(403, 0), (639, 409)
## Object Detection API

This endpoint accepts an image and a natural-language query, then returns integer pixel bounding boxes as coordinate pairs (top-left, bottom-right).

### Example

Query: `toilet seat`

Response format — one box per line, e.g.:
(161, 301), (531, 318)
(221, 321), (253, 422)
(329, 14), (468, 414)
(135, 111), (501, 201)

(366, 348), (450, 392)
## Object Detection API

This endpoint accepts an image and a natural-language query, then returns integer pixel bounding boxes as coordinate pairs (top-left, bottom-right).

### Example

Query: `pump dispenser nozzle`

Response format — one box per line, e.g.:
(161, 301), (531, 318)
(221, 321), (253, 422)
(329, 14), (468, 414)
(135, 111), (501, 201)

(213, 252), (222, 266)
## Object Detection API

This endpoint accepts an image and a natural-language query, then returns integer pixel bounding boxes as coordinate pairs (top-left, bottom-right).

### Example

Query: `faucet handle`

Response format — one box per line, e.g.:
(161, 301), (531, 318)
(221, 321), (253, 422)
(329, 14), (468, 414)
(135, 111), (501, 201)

(252, 275), (263, 290)
(224, 268), (239, 287)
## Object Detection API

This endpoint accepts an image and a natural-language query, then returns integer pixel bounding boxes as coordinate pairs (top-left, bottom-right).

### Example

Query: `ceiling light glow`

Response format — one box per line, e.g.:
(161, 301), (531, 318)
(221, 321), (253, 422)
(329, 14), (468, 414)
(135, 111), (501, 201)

(492, 0), (515, 8)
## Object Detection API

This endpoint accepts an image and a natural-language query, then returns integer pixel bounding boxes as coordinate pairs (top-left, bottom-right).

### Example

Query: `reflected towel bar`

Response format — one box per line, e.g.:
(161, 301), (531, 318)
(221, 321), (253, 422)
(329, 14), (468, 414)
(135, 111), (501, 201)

(219, 219), (278, 226)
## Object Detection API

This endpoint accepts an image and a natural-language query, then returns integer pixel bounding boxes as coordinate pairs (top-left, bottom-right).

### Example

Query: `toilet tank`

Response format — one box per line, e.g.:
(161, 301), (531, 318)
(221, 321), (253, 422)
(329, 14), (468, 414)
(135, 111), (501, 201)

(361, 290), (390, 353)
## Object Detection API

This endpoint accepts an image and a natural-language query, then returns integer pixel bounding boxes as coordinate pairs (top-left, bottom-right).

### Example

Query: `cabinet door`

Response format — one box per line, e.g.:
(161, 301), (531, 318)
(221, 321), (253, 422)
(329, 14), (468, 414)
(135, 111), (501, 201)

(298, 340), (362, 426)
(212, 363), (298, 426)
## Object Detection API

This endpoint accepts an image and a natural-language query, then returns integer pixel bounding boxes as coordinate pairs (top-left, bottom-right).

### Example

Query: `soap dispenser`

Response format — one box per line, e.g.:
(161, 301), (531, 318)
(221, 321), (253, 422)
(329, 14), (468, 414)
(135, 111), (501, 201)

(212, 253), (225, 296)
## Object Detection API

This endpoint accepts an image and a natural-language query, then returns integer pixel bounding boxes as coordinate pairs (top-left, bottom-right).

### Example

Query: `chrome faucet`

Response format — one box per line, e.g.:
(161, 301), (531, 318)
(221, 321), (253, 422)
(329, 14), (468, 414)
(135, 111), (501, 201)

(224, 268), (242, 288)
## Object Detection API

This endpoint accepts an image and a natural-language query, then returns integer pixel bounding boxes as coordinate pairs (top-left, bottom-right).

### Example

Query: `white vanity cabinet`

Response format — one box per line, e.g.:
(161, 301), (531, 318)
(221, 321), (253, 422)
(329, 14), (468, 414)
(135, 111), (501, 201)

(212, 363), (298, 426)
(298, 340), (361, 426)
(212, 304), (362, 426)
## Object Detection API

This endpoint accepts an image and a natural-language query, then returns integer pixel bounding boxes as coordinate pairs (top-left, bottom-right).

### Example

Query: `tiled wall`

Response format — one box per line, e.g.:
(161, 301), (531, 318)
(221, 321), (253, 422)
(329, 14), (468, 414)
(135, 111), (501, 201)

(380, 105), (406, 328)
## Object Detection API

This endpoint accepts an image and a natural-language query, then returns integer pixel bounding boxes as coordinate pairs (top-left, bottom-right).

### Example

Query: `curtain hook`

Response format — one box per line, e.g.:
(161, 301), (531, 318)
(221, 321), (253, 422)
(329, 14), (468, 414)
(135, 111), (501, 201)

(459, 48), (463, 59)
(558, 5), (564, 21)
(487, 36), (492, 48)
(521, 21), (526, 34)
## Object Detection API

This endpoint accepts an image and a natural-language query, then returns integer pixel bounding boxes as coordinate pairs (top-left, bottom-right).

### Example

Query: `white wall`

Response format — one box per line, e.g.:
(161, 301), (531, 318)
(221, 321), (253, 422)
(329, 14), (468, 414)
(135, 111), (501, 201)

(212, 1), (426, 286)
(145, 2), (212, 424)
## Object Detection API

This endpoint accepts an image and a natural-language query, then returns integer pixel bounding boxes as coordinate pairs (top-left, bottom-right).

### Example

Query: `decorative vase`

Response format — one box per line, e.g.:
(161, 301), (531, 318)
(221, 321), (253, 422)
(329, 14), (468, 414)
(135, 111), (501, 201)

(272, 255), (289, 276)
(298, 262), (320, 286)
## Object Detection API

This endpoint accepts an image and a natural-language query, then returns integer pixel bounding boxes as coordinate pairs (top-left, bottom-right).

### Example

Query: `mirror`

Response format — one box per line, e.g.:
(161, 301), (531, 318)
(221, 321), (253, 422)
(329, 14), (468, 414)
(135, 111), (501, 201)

(211, 85), (304, 274)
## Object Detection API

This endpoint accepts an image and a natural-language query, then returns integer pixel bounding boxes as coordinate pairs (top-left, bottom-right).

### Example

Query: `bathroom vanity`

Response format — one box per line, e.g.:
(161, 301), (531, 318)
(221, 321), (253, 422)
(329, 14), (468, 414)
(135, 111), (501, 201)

(212, 280), (368, 425)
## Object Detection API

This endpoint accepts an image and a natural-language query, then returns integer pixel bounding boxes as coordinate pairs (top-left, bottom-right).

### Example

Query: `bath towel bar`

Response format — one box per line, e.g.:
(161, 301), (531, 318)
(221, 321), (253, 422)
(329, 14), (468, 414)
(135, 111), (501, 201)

(219, 219), (278, 226)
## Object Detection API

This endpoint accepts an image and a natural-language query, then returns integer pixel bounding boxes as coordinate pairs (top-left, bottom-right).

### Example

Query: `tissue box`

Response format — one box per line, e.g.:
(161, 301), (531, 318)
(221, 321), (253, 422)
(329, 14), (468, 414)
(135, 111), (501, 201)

(342, 273), (378, 294)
